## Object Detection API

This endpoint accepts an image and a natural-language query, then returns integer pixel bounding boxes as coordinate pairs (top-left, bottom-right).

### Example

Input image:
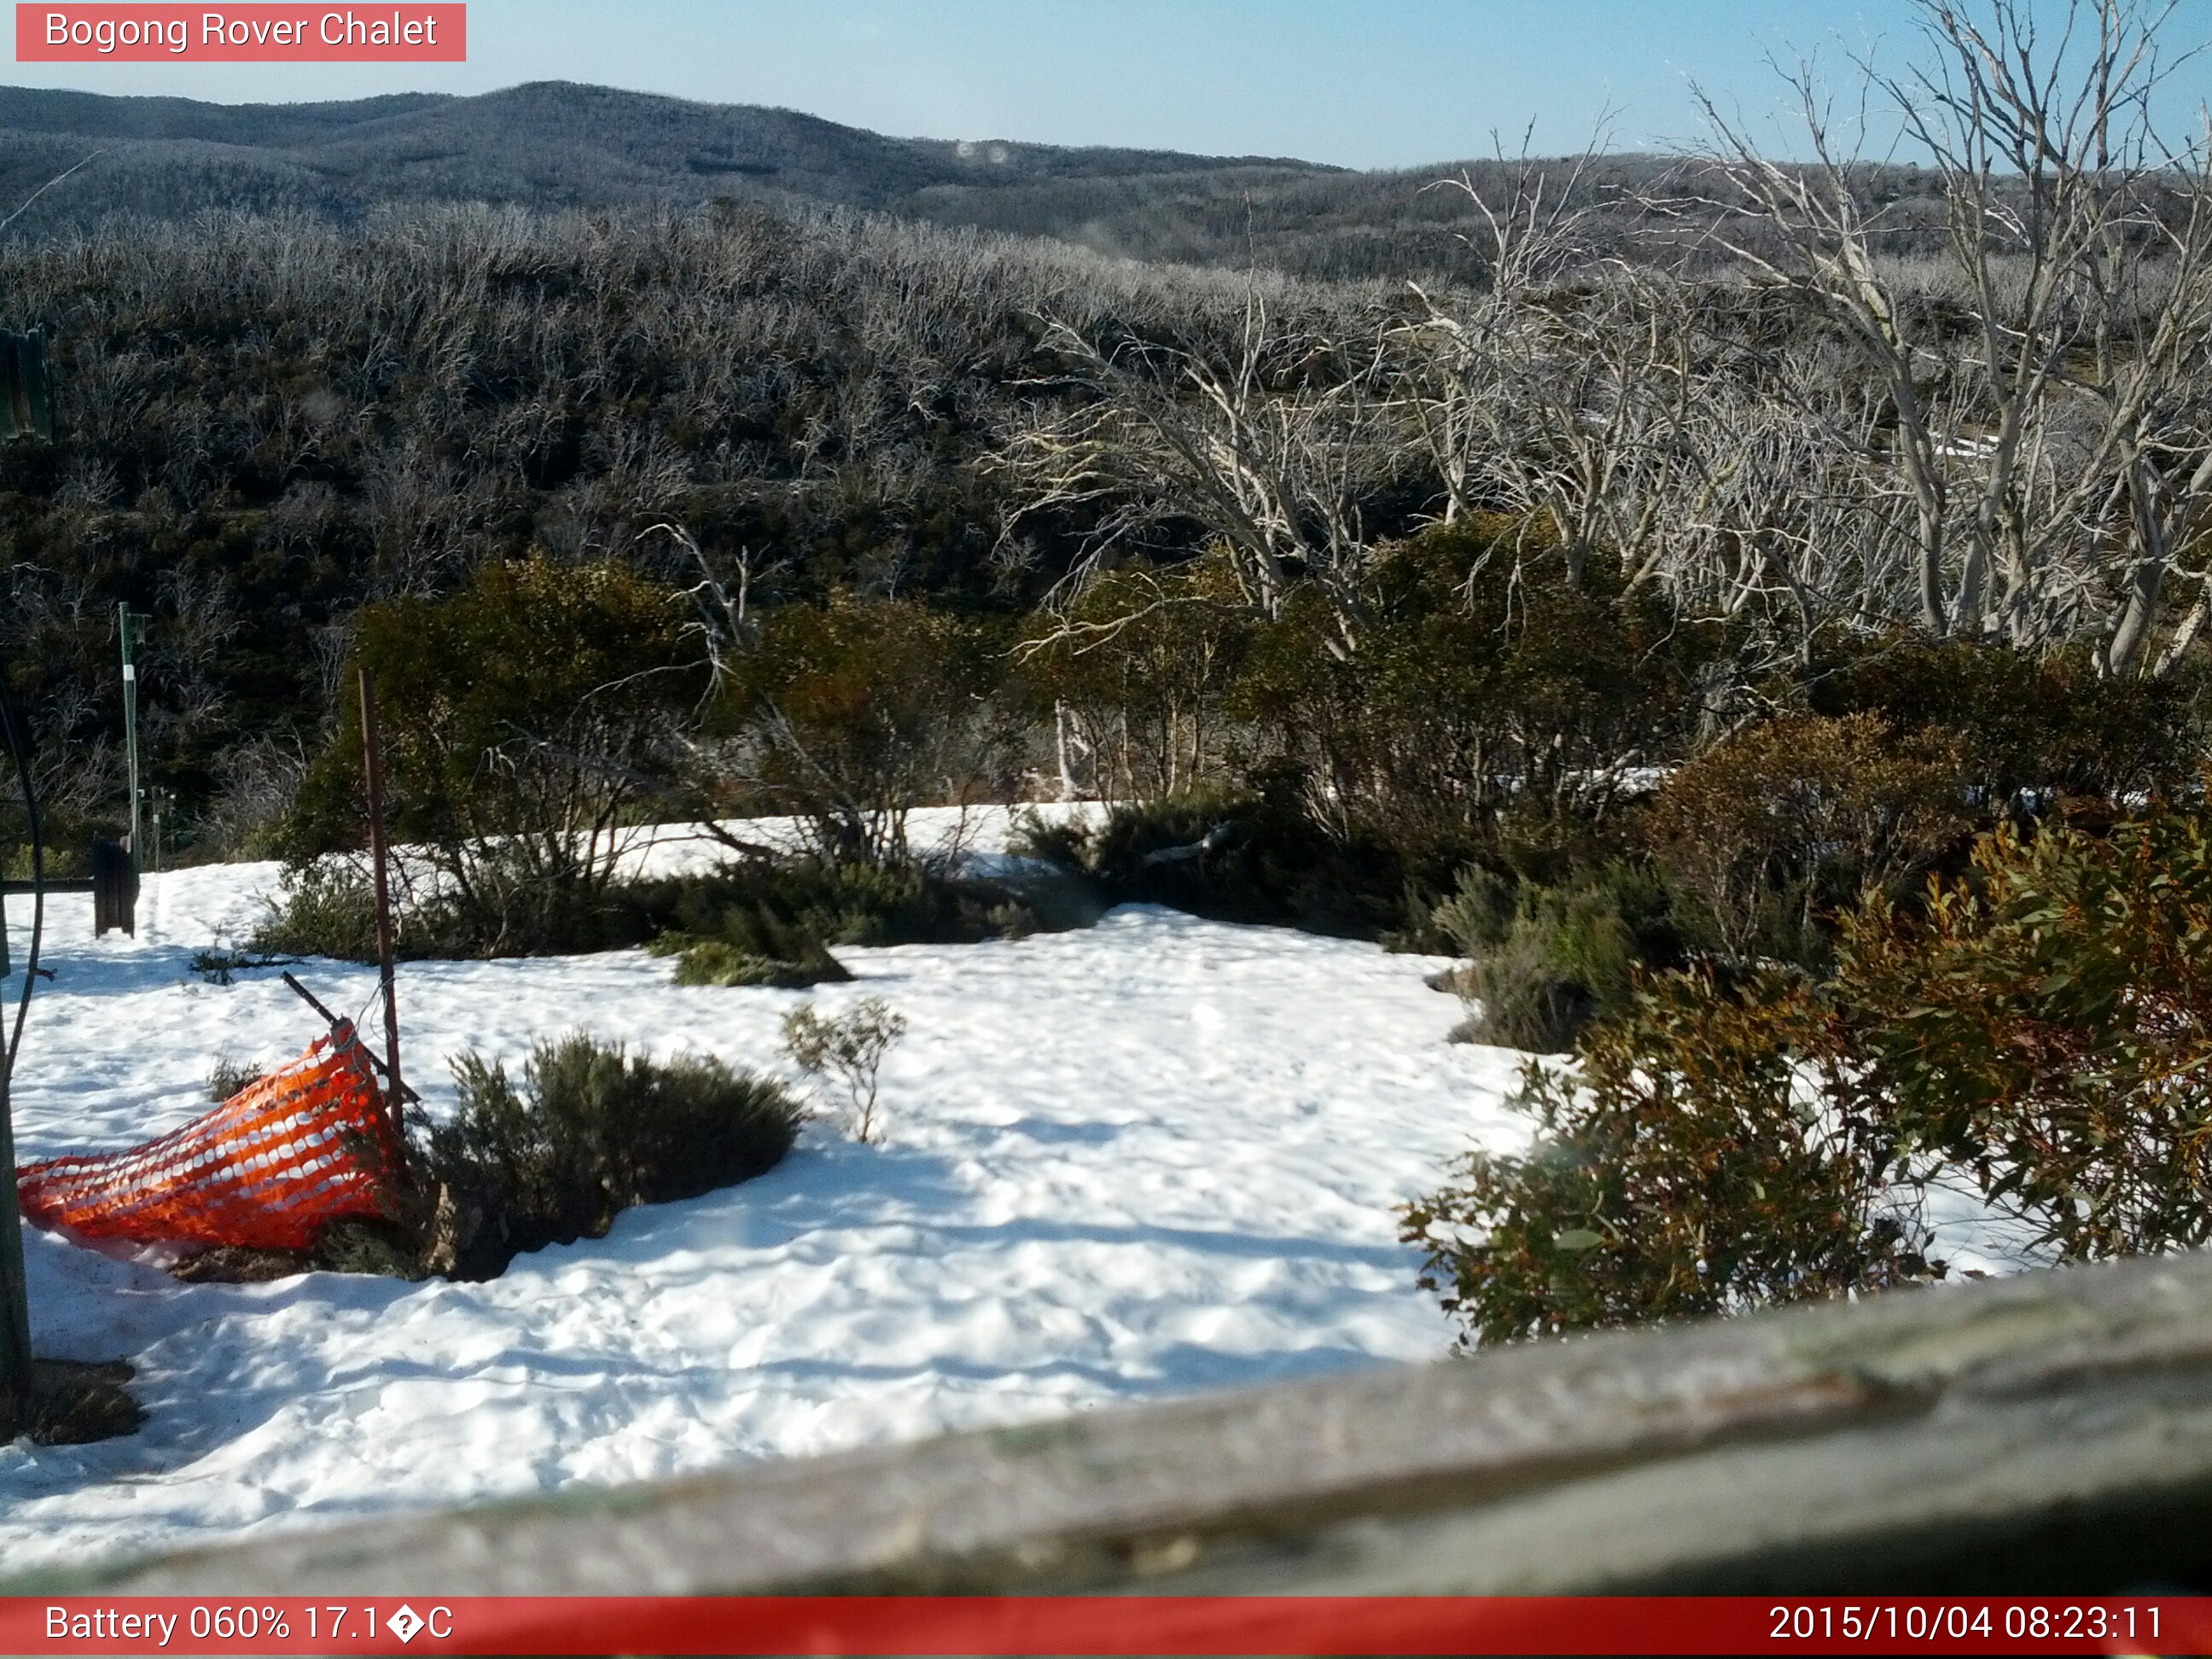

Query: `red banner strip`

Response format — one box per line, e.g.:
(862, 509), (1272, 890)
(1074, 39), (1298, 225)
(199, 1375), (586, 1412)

(15, 5), (465, 62)
(2, 1595), (2207, 1656)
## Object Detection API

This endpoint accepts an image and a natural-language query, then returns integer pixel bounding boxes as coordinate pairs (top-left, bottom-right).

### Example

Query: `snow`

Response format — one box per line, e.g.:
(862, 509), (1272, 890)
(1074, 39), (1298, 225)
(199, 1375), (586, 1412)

(0, 811), (1531, 1575)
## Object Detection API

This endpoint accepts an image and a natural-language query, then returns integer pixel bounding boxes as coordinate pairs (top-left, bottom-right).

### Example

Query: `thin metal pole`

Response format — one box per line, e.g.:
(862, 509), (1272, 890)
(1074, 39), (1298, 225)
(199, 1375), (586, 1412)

(358, 669), (405, 1138)
(118, 603), (141, 861)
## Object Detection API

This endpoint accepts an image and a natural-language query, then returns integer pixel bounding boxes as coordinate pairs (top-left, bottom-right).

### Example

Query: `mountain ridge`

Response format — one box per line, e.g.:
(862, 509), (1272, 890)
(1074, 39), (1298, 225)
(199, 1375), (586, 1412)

(0, 79), (1685, 282)
(0, 79), (1342, 210)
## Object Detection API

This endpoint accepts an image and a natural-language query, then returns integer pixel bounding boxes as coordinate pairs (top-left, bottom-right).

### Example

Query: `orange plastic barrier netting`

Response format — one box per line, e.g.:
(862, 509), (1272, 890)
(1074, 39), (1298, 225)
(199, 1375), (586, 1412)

(15, 1022), (404, 1251)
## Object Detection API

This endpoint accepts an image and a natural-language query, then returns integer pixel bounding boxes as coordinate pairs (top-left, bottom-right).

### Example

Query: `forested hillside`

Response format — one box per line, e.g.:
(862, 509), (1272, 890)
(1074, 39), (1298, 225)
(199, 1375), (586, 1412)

(0, 83), (1371, 259)
(0, 81), (1957, 283)
(0, 201), (1400, 844)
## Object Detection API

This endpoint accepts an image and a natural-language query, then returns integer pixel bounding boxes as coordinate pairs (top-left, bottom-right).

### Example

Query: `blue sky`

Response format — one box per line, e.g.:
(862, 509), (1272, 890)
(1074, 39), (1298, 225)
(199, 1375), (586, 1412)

(7, 1), (2210, 169)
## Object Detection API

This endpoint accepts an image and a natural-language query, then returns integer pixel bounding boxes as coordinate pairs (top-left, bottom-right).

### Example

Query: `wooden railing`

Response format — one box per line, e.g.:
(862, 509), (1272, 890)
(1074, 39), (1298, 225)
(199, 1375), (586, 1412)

(19, 1247), (2212, 1595)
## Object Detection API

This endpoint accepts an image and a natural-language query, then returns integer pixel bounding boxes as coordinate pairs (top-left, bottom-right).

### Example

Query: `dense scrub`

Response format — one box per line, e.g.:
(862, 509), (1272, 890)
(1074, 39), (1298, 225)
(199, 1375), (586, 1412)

(1403, 969), (1940, 1346)
(1408, 795), (2212, 1346)
(253, 842), (1092, 969)
(0, 201), (1391, 854)
(424, 1034), (803, 1280)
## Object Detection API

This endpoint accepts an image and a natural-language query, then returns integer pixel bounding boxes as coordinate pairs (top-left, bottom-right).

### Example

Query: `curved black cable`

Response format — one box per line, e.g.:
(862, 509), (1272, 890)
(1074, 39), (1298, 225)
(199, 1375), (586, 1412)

(0, 676), (42, 1075)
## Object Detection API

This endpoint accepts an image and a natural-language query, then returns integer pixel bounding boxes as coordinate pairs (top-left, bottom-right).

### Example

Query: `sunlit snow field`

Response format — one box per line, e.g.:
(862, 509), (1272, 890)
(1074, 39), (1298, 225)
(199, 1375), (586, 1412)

(0, 806), (2034, 1575)
(0, 809), (1534, 1575)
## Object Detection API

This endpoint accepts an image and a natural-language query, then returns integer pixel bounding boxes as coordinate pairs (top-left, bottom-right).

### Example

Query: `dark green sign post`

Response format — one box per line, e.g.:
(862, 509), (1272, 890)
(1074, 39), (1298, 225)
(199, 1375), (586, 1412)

(0, 325), (56, 1441)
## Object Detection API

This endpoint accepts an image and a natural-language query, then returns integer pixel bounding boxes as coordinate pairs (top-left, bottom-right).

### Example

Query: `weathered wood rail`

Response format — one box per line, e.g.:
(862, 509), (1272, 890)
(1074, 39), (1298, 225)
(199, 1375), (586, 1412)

(20, 1248), (2212, 1596)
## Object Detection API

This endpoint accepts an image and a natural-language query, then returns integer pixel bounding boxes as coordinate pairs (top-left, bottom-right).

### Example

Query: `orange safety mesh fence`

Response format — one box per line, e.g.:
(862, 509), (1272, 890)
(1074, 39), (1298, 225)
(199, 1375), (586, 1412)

(15, 1022), (405, 1251)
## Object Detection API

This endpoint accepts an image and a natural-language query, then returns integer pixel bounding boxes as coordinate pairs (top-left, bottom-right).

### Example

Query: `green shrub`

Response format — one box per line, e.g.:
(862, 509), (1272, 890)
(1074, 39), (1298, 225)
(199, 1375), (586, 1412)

(249, 858), (383, 960)
(716, 594), (1009, 866)
(1446, 866), (1683, 1051)
(6, 842), (84, 882)
(1429, 865), (1518, 958)
(311, 1218), (427, 1280)
(1230, 521), (1717, 847)
(1005, 807), (1094, 872)
(656, 934), (847, 989)
(1833, 809), (2212, 1260)
(1016, 557), (1252, 804)
(252, 841), (670, 963)
(1408, 798), (2212, 1350)
(1084, 780), (1439, 938)
(253, 843), (1094, 969)
(1455, 890), (1637, 1053)
(1644, 712), (1970, 967)
(278, 556), (705, 958)
(1430, 861), (1685, 1051)
(24, 1360), (143, 1447)
(1403, 969), (1940, 1347)
(783, 996), (907, 1143)
(427, 1034), (803, 1276)
(190, 948), (296, 987)
(205, 1056), (266, 1103)
(644, 852), (1093, 965)
(1810, 638), (2203, 808)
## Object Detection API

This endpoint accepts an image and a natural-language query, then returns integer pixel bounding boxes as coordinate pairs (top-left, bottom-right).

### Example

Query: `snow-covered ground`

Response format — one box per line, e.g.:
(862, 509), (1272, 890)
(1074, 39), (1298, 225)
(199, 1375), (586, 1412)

(0, 811), (1533, 1575)
(0, 806), (2034, 1574)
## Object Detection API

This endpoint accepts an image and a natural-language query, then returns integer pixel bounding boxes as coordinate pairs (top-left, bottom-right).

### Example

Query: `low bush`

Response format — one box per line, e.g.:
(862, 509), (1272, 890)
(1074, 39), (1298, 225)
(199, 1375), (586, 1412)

(1644, 712), (1970, 968)
(1403, 969), (1940, 1347)
(1832, 808), (2212, 1260)
(640, 853), (1096, 986)
(1016, 558), (1253, 805)
(1408, 797), (2212, 1348)
(713, 593), (1010, 867)
(250, 845), (667, 963)
(424, 1034), (802, 1278)
(1434, 863), (1685, 1052)
(249, 859), (385, 960)
(783, 997), (906, 1143)
(171, 1217), (428, 1284)
(1810, 638), (2204, 809)
(271, 556), (706, 958)
(205, 1056), (267, 1103)
(1004, 807), (1095, 872)
(655, 934), (848, 988)
(23, 1360), (143, 1447)
(1231, 521), (1717, 849)
(1429, 865), (1519, 960)
(311, 1218), (428, 1280)
(1453, 887), (1639, 1053)
(1082, 779), (1450, 938)
(253, 843), (1097, 969)
(190, 948), (298, 987)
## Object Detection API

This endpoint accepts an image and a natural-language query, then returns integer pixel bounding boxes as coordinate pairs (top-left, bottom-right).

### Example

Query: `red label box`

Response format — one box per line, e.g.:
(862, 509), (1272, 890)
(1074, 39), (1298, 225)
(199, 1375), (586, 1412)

(16, 4), (465, 61)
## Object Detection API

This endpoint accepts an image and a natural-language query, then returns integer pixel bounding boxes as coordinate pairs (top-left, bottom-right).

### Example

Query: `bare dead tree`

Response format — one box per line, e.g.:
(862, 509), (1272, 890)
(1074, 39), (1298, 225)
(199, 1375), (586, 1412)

(1691, 72), (1959, 637)
(996, 294), (1399, 659)
(1394, 139), (1604, 533)
(1691, 0), (2212, 675)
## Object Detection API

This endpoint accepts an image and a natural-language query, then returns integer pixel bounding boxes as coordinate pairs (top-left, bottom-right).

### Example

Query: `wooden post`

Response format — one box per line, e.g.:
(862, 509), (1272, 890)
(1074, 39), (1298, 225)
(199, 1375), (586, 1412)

(358, 669), (405, 1138)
